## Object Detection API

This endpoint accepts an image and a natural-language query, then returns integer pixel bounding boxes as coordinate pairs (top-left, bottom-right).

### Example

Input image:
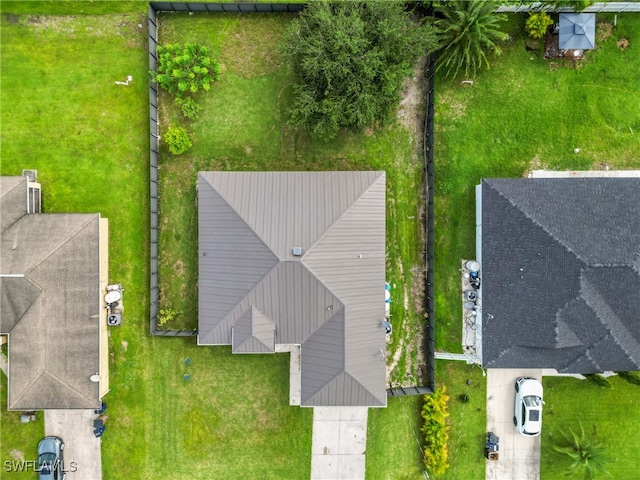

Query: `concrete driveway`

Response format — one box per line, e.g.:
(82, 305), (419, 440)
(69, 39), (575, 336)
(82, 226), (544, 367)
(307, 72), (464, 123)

(486, 369), (542, 480)
(311, 407), (368, 480)
(45, 410), (102, 480)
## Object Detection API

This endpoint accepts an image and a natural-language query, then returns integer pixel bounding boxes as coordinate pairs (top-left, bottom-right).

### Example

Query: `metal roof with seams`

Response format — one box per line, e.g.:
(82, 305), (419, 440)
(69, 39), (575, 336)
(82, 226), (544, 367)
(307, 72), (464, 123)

(1, 176), (103, 410)
(197, 171), (387, 407)
(480, 178), (640, 373)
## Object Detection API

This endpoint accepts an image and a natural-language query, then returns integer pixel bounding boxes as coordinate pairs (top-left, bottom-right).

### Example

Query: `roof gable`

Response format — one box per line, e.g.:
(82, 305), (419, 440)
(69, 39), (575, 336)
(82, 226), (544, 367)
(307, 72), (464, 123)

(232, 306), (275, 353)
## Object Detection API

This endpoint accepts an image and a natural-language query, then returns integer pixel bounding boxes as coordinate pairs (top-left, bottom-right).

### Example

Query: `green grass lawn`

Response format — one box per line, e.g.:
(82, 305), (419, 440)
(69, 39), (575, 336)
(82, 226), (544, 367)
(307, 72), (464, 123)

(541, 375), (640, 480)
(0, 11), (312, 480)
(366, 361), (487, 480)
(155, 12), (428, 386)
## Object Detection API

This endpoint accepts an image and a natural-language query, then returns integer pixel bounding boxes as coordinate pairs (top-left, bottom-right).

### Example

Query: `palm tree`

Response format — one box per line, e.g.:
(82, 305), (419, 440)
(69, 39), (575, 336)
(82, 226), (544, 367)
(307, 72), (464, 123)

(431, 0), (508, 80)
(553, 422), (612, 480)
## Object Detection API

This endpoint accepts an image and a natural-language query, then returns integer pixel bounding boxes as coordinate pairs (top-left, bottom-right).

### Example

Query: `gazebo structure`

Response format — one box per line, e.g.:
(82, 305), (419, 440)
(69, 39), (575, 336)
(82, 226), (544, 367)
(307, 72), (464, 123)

(558, 13), (596, 50)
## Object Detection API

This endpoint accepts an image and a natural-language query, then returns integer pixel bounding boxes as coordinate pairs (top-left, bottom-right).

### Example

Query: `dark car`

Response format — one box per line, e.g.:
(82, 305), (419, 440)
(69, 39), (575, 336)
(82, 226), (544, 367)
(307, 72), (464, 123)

(37, 436), (66, 480)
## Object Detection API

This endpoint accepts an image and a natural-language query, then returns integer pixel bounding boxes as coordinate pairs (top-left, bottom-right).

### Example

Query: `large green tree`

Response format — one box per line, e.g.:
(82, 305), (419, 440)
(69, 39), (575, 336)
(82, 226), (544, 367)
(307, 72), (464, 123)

(431, 0), (508, 80)
(280, 1), (435, 139)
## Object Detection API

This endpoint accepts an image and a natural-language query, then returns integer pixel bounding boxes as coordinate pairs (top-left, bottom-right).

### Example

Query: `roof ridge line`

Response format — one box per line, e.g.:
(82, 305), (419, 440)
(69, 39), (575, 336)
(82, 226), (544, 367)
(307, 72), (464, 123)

(486, 180), (588, 265)
(302, 368), (346, 405)
(0, 277), (43, 334)
(22, 214), (100, 276)
(302, 297), (345, 347)
(9, 365), (44, 410)
(202, 263), (280, 342)
(43, 369), (97, 405)
(580, 274), (640, 364)
(199, 173), (280, 260)
(304, 172), (385, 258)
(0, 176), (28, 234)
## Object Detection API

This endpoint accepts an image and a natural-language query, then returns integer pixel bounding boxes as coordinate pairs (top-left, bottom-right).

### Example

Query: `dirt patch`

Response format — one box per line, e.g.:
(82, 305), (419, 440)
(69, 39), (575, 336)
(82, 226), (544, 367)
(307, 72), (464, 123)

(387, 336), (406, 383)
(548, 62), (560, 72)
(397, 55), (428, 139)
(10, 450), (24, 461)
(23, 14), (145, 40)
(590, 161), (612, 171)
(121, 340), (128, 351)
(410, 264), (426, 316)
(5, 14), (19, 24)
(617, 38), (630, 51)
(596, 22), (613, 43)
(523, 154), (550, 178)
(174, 260), (184, 276)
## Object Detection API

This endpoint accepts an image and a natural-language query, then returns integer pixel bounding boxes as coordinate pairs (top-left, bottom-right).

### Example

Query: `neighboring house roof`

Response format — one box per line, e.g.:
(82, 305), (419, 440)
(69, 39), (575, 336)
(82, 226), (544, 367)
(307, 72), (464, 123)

(559, 13), (596, 50)
(198, 171), (387, 407)
(480, 178), (640, 373)
(1, 175), (103, 410)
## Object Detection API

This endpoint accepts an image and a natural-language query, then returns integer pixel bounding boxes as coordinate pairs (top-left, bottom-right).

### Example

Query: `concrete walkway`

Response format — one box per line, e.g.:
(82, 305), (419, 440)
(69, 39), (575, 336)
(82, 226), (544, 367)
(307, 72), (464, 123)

(486, 369), (542, 480)
(45, 410), (102, 480)
(311, 407), (368, 480)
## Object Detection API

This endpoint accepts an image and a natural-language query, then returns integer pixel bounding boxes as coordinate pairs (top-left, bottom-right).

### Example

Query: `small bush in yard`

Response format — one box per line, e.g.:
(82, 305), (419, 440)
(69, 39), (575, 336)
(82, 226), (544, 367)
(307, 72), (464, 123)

(178, 97), (202, 120)
(150, 43), (221, 99)
(526, 12), (554, 40)
(617, 371), (640, 386)
(164, 126), (192, 155)
(421, 386), (450, 476)
(158, 308), (182, 327)
(584, 373), (611, 388)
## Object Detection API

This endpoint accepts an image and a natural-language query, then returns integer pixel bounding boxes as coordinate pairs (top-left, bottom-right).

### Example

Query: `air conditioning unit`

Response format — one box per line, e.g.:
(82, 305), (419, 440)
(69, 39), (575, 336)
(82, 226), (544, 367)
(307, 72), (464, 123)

(107, 313), (122, 326)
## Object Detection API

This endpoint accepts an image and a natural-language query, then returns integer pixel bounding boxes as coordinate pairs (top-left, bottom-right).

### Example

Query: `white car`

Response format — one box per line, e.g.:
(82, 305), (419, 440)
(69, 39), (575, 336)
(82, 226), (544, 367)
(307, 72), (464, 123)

(513, 377), (543, 436)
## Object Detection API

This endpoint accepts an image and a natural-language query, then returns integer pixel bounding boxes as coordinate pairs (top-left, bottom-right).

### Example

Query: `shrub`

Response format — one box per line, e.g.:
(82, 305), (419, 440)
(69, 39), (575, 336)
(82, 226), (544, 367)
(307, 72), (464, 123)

(421, 386), (450, 476)
(617, 371), (640, 386)
(458, 393), (470, 403)
(150, 43), (221, 99)
(584, 373), (611, 388)
(177, 97), (202, 120)
(158, 308), (182, 327)
(525, 12), (554, 40)
(553, 422), (611, 479)
(163, 126), (192, 155)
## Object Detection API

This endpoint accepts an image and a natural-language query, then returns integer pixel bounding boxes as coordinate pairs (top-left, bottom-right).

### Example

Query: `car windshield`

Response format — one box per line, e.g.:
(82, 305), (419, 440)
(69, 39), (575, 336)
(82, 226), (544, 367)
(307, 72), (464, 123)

(523, 395), (541, 407)
(39, 453), (56, 465)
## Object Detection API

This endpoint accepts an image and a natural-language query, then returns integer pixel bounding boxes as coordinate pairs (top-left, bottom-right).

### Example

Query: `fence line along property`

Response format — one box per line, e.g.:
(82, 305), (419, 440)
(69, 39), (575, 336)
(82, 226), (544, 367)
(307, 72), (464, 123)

(147, 2), (436, 395)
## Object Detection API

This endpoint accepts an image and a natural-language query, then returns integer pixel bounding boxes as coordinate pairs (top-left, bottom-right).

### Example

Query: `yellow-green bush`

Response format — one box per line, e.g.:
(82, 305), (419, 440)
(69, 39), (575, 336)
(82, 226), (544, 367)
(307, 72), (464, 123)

(421, 386), (450, 476)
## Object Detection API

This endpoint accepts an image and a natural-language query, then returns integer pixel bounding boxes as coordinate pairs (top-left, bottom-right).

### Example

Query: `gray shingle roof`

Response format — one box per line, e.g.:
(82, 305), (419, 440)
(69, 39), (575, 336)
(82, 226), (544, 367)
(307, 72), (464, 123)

(1, 176), (103, 410)
(198, 171), (387, 407)
(481, 178), (640, 373)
